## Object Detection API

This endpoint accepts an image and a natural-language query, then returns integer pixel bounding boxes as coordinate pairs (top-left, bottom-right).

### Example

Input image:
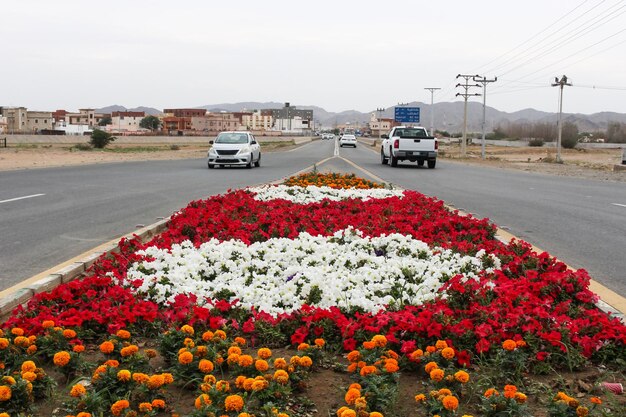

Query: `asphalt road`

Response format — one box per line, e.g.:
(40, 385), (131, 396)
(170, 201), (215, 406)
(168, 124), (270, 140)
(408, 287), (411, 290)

(338, 142), (626, 296)
(1, 139), (625, 298)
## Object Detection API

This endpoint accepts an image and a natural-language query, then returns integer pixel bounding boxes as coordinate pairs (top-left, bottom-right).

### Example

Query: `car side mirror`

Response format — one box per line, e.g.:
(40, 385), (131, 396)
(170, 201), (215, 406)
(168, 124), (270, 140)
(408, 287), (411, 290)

(251, 140), (257, 145)
(209, 140), (214, 144)
(381, 134), (389, 139)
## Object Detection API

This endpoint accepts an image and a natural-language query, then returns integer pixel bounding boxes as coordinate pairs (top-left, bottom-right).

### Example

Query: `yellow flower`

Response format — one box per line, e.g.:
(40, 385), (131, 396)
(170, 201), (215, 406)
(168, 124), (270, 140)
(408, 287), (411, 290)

(117, 369), (131, 382)
(216, 380), (231, 392)
(180, 324), (195, 335)
(224, 394), (244, 411)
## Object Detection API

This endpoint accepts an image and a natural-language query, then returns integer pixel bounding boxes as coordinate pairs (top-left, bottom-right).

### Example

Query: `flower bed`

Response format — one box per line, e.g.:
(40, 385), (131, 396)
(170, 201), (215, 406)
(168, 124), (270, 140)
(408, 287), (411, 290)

(2, 172), (625, 416)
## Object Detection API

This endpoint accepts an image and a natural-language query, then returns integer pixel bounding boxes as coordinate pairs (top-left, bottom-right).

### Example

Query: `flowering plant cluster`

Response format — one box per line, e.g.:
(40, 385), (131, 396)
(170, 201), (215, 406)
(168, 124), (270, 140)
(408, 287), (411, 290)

(1, 172), (625, 415)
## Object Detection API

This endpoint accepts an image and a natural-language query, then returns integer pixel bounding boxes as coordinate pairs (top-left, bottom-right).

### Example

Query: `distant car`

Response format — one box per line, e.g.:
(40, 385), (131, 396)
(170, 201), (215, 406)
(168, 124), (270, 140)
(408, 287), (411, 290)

(207, 131), (261, 169)
(322, 133), (335, 140)
(339, 134), (357, 148)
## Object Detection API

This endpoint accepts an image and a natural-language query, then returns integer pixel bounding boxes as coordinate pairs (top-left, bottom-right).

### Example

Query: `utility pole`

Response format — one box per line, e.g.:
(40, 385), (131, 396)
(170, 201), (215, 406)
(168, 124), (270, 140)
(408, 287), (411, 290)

(424, 87), (441, 136)
(456, 74), (481, 157)
(551, 75), (572, 164)
(473, 76), (497, 159)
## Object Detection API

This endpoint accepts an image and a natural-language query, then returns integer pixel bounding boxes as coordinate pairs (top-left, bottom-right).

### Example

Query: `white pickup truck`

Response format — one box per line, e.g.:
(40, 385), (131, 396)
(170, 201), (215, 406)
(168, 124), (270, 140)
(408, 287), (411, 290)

(380, 126), (438, 168)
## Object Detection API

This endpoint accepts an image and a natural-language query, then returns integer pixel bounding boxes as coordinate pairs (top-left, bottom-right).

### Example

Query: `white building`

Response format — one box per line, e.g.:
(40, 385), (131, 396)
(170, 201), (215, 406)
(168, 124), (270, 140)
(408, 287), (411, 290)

(109, 111), (146, 133)
(242, 110), (273, 131)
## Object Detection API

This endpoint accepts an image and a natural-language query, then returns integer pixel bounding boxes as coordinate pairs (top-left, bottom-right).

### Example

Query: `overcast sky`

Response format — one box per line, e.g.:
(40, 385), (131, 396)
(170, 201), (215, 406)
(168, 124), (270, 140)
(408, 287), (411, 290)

(2, 0), (625, 115)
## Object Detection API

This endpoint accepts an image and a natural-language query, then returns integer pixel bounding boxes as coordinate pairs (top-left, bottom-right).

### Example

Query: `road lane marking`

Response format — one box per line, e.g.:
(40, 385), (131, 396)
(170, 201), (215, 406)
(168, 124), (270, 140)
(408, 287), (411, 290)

(334, 137), (339, 156)
(0, 193), (45, 204)
(611, 203), (626, 208)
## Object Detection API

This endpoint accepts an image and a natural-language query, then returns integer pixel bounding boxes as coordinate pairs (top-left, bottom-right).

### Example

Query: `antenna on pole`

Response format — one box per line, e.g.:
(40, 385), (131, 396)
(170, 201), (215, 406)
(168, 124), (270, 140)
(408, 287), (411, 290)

(551, 75), (572, 164)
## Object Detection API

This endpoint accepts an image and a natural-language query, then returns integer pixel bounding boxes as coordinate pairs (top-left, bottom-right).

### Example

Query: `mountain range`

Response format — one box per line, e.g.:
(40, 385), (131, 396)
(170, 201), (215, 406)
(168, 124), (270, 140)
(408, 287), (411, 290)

(97, 102), (626, 133)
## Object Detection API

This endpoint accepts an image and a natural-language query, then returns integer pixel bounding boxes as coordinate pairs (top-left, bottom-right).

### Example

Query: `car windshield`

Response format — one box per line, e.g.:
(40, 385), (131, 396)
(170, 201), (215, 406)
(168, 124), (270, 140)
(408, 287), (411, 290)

(395, 128), (429, 138)
(215, 133), (249, 144)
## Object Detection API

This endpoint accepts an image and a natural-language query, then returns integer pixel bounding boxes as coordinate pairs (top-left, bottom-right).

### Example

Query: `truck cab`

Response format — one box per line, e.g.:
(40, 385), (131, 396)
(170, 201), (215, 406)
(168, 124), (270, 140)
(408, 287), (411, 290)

(380, 126), (438, 168)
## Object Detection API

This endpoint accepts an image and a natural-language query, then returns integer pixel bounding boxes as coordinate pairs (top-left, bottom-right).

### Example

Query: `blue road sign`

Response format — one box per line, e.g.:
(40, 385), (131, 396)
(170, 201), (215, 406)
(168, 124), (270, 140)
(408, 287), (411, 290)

(394, 107), (420, 123)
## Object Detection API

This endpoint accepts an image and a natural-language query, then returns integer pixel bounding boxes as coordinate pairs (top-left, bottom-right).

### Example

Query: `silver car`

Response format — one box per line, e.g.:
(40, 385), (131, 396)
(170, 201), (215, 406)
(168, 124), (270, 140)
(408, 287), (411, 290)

(207, 131), (261, 169)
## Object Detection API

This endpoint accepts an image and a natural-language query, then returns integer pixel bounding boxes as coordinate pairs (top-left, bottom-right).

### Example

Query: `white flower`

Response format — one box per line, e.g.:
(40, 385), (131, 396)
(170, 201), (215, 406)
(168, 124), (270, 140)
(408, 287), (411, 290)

(247, 185), (404, 203)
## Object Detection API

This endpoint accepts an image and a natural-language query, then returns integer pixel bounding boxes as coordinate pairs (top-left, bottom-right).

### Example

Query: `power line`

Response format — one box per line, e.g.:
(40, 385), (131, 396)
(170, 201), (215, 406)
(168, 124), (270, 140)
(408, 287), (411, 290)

(552, 75), (573, 163)
(474, 76), (498, 159)
(455, 74), (481, 157)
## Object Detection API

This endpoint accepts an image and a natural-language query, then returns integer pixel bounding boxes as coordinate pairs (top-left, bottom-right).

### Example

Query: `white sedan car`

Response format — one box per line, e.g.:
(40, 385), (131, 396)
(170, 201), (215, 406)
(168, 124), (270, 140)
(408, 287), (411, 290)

(339, 134), (357, 148)
(207, 131), (261, 169)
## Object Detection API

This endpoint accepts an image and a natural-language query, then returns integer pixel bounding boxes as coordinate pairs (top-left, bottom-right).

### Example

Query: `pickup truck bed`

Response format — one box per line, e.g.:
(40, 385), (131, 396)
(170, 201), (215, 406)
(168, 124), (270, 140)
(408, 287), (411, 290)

(380, 126), (438, 168)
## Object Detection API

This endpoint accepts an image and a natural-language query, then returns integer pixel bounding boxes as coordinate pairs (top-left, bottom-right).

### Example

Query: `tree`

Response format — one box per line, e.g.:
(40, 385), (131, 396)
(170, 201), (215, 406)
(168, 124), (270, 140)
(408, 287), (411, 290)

(560, 121), (579, 149)
(98, 116), (112, 127)
(90, 129), (116, 149)
(140, 115), (161, 131)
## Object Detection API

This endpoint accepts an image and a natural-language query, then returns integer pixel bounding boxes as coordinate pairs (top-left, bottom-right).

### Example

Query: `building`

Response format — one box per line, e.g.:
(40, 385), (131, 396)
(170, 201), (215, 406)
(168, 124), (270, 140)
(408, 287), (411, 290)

(191, 112), (242, 134)
(242, 110), (273, 131)
(0, 107), (53, 133)
(26, 111), (54, 132)
(368, 113), (397, 137)
(110, 111), (146, 133)
(164, 108), (206, 118)
(0, 115), (7, 134)
(270, 103), (313, 133)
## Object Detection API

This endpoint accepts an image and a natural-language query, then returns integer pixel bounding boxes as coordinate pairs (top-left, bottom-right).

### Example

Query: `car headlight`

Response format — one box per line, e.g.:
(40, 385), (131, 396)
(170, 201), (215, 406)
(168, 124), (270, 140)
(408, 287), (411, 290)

(238, 146), (251, 154)
(208, 147), (216, 155)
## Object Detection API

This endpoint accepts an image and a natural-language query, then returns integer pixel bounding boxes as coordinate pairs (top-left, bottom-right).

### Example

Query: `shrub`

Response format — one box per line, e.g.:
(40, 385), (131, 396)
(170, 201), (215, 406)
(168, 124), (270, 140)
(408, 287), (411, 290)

(528, 138), (544, 147)
(73, 143), (93, 151)
(90, 129), (116, 149)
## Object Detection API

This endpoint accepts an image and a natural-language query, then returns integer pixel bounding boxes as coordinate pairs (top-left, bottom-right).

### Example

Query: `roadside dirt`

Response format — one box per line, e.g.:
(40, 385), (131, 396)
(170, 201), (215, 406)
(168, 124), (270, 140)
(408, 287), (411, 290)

(0, 142), (298, 172)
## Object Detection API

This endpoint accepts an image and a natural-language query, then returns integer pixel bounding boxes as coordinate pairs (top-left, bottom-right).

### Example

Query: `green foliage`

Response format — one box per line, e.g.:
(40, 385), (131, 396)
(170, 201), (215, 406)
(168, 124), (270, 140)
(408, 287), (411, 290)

(90, 129), (116, 149)
(97, 115), (112, 126)
(140, 115), (161, 131)
(487, 128), (508, 140)
(560, 122), (579, 149)
(529, 138), (545, 147)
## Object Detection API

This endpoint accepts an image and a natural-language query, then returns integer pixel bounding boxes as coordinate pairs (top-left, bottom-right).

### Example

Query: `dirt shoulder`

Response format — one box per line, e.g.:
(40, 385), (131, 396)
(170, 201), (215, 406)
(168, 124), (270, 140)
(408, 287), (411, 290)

(0, 141), (299, 172)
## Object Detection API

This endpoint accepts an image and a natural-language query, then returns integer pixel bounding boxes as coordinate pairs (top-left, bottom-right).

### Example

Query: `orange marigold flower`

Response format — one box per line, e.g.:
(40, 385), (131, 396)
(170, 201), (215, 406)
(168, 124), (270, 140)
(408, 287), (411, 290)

(138, 403), (153, 413)
(117, 369), (131, 382)
(180, 324), (194, 335)
(300, 356), (313, 367)
(13, 336), (30, 347)
(224, 394), (244, 411)
(438, 388), (452, 397)
(360, 366), (378, 377)
(26, 345), (38, 355)
(502, 339), (517, 351)
(99, 341), (115, 354)
(314, 338), (325, 347)
(104, 359), (119, 367)
(0, 386), (12, 401)
(116, 329), (131, 340)
(195, 345), (208, 357)
(234, 337), (246, 346)
(70, 383), (87, 397)
(76, 413), (92, 417)
(345, 387), (361, 405)
(372, 335), (387, 347)
(435, 340), (448, 350)
(178, 351), (194, 365)
(227, 353), (240, 365)
(251, 379), (267, 391)
(147, 374), (165, 389)
(347, 350), (361, 363)
(274, 357), (288, 369)
(151, 399), (166, 409)
(199, 359), (214, 373)
(430, 369), (445, 382)
(504, 385), (518, 393)
(132, 372), (149, 384)
(162, 372), (174, 384)
(202, 331), (214, 341)
(120, 345), (138, 357)
(11, 328), (24, 336)
(297, 343), (310, 351)
(21, 360), (36, 373)
(1, 377), (15, 385)
(53, 351), (71, 367)
(426, 345), (437, 353)
(454, 370), (470, 383)
(195, 393), (212, 409)
(590, 397), (602, 405)
(441, 347), (455, 360)
(216, 380), (230, 392)
(72, 344), (85, 353)
(21, 371), (37, 382)
(290, 356), (301, 366)
(214, 330), (227, 340)
(362, 341), (376, 350)
(504, 389), (517, 399)
(336, 406), (349, 417)
(424, 361), (438, 373)
(370, 413), (384, 417)
(145, 348), (158, 358)
(340, 410), (357, 417)
(228, 346), (242, 356)
(442, 395), (459, 411)
(243, 377), (255, 391)
(63, 329), (77, 339)
(0, 339), (9, 350)
(384, 360), (399, 373)
(410, 349), (424, 361)
(516, 339), (527, 348)
(514, 392), (527, 404)
(257, 347), (272, 359)
(355, 396), (367, 409)
(485, 388), (500, 398)
(255, 359), (269, 372)
(92, 365), (107, 380)
(576, 406), (589, 417)
(42, 320), (55, 329)
(110, 399), (130, 416)
(415, 393), (426, 403)
(238, 354), (254, 367)
(235, 375), (246, 388)
(183, 337), (195, 348)
(273, 370), (289, 384)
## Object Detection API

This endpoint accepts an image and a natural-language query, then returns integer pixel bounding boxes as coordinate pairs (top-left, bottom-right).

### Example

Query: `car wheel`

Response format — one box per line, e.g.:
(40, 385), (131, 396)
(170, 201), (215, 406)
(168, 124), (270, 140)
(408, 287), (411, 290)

(390, 150), (398, 167)
(254, 153), (261, 167)
(417, 160), (425, 167)
(208, 162), (214, 169)
(246, 158), (253, 169)
(380, 148), (388, 165)
(428, 160), (436, 169)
